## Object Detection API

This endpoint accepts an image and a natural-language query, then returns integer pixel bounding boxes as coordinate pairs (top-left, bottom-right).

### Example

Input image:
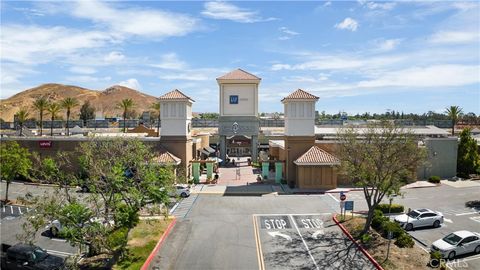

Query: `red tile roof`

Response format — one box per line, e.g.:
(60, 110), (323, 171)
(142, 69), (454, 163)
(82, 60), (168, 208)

(294, 146), (340, 165)
(217, 68), (261, 80)
(153, 148), (181, 165)
(281, 89), (319, 102)
(159, 89), (194, 102)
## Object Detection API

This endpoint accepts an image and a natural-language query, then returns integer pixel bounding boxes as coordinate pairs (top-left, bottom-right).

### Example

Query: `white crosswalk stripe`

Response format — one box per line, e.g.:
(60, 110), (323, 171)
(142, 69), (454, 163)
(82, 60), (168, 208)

(171, 194), (199, 218)
(470, 216), (480, 223)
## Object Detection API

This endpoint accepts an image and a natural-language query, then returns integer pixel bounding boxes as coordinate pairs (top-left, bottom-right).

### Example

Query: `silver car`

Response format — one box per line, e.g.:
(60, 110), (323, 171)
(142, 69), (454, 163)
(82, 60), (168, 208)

(394, 208), (443, 231)
(432, 230), (480, 259)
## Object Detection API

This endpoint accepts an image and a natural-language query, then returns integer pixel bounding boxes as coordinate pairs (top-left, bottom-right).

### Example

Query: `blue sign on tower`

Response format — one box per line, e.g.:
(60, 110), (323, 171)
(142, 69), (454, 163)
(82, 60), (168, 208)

(229, 95), (239, 104)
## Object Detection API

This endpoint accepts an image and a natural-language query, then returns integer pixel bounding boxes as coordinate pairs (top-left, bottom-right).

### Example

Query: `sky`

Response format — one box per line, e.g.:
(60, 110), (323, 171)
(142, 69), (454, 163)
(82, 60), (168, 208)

(1, 0), (479, 114)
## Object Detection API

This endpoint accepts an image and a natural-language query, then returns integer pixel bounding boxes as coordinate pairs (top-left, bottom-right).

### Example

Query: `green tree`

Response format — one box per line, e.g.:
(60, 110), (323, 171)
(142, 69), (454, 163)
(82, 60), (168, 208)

(117, 99), (135, 133)
(337, 122), (426, 234)
(79, 101), (95, 126)
(47, 103), (61, 136)
(61, 97), (79, 136)
(19, 139), (173, 261)
(15, 108), (30, 136)
(445, 106), (463, 136)
(457, 128), (480, 178)
(0, 141), (32, 202)
(33, 97), (49, 136)
(150, 102), (161, 136)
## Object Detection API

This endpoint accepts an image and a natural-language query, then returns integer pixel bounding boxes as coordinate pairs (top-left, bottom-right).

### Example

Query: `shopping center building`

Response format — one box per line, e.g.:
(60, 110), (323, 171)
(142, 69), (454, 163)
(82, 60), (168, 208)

(1, 68), (458, 189)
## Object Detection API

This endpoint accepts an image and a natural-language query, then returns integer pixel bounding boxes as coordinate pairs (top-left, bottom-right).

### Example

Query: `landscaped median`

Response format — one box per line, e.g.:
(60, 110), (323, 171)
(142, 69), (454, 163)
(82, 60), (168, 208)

(112, 217), (176, 270)
(333, 212), (432, 270)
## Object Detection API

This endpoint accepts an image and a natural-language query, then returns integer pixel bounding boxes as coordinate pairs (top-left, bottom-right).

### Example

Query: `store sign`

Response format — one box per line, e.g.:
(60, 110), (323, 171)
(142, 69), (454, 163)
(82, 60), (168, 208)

(229, 95), (239, 104)
(39, 140), (52, 148)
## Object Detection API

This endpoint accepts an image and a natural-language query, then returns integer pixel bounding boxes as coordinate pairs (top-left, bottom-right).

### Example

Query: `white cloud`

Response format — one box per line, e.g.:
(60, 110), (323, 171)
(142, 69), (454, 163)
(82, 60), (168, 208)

(364, 2), (396, 10)
(357, 65), (480, 88)
(429, 31), (480, 44)
(69, 66), (97, 75)
(278, 26), (299, 40)
(201, 1), (276, 23)
(104, 51), (125, 62)
(375, 39), (402, 51)
(334, 17), (359, 31)
(65, 75), (111, 84)
(118, 78), (141, 90)
(151, 53), (187, 70)
(0, 25), (113, 64)
(72, 0), (198, 38)
(324, 2), (332, 7)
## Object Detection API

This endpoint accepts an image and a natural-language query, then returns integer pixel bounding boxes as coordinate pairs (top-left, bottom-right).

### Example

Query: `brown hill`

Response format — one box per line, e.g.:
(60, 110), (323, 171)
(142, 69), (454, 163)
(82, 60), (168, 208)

(0, 83), (159, 121)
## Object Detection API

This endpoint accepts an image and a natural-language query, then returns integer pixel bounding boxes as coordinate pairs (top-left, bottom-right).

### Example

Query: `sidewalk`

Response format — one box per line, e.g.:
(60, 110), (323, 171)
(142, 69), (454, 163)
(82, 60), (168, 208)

(191, 183), (284, 195)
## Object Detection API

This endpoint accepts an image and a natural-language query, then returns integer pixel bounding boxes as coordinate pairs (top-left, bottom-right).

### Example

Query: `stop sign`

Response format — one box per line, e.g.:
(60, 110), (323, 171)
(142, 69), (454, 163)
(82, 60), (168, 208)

(340, 192), (346, 201)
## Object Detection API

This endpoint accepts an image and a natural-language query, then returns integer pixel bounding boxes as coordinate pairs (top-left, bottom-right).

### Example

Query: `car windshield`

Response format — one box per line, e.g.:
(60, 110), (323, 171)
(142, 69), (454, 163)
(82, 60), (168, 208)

(33, 248), (48, 261)
(407, 211), (420, 218)
(442, 233), (462, 246)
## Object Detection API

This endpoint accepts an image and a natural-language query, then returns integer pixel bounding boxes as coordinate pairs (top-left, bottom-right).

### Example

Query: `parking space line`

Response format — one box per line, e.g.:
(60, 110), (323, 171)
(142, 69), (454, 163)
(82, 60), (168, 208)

(46, 249), (75, 257)
(18, 207), (22, 215)
(455, 212), (478, 216)
(2, 206), (5, 212)
(327, 193), (339, 202)
(252, 215), (265, 270)
(10, 206), (13, 214)
(289, 214), (319, 270)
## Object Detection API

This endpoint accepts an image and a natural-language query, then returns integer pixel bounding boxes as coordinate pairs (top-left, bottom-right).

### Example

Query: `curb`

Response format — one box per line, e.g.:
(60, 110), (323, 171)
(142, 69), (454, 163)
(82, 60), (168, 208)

(332, 214), (384, 270)
(140, 217), (177, 270)
(407, 233), (428, 247)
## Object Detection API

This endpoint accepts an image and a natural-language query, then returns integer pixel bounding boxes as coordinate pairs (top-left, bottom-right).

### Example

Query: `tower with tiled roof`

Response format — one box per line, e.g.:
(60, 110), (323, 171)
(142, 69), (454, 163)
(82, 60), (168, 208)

(282, 89), (319, 136)
(158, 89), (195, 178)
(281, 89), (320, 186)
(216, 68), (261, 162)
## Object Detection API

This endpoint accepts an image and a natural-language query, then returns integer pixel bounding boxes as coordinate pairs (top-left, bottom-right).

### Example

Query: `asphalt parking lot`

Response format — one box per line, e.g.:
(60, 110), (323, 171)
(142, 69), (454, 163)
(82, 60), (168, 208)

(1, 204), (78, 258)
(151, 195), (374, 270)
(254, 213), (374, 270)
(340, 184), (480, 270)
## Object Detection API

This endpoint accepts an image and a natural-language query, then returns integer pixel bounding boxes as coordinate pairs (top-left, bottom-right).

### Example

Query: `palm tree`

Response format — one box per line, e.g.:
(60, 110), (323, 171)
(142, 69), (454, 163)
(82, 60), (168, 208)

(151, 102), (161, 137)
(15, 109), (29, 136)
(33, 97), (49, 136)
(445, 106), (463, 136)
(61, 97), (79, 136)
(47, 103), (61, 136)
(117, 99), (135, 133)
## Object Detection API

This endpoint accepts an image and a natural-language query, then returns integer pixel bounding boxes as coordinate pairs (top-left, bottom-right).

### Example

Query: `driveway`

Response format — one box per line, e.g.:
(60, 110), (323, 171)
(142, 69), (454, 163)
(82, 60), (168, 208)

(150, 194), (374, 270)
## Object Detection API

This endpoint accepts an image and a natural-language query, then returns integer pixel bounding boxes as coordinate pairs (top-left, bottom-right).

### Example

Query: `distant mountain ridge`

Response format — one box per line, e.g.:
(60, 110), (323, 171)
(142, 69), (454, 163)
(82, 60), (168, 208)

(0, 83), (159, 121)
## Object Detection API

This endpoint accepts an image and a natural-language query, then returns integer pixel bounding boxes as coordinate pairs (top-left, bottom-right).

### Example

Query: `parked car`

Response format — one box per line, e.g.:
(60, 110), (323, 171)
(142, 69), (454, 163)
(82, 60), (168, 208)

(431, 230), (480, 259)
(169, 185), (190, 198)
(46, 217), (114, 237)
(1, 243), (65, 270)
(394, 208), (443, 231)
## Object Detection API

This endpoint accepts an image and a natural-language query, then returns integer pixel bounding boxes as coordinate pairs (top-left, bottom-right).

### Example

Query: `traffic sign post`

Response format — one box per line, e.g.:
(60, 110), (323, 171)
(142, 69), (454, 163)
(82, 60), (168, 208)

(339, 192), (347, 219)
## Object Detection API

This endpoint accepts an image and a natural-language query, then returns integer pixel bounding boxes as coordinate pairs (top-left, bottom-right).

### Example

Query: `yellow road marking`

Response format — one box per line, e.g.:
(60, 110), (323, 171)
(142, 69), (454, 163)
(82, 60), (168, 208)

(252, 215), (265, 270)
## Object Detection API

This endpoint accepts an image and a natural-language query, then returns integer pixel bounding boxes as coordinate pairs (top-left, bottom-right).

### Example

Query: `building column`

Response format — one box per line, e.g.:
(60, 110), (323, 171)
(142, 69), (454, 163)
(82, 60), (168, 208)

(220, 135), (227, 164)
(251, 135), (258, 162)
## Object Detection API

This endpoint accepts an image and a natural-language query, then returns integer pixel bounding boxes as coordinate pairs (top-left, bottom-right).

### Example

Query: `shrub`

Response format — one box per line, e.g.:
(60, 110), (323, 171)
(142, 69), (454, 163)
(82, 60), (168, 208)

(107, 227), (129, 252)
(376, 203), (404, 214)
(381, 220), (404, 239)
(429, 251), (442, 267)
(360, 233), (373, 247)
(395, 233), (414, 248)
(371, 210), (388, 230)
(428, 176), (441, 183)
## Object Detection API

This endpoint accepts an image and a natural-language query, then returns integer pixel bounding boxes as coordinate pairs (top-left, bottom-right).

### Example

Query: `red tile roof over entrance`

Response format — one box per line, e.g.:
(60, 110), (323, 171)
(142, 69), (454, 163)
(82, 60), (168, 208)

(154, 148), (181, 165)
(159, 89), (194, 101)
(281, 89), (319, 102)
(217, 68), (261, 80)
(294, 146), (340, 165)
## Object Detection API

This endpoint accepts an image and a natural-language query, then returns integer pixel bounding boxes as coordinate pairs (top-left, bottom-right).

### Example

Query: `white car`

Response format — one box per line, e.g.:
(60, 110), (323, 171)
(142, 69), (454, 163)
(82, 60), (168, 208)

(46, 217), (114, 237)
(431, 231), (480, 259)
(394, 208), (443, 231)
(169, 185), (190, 198)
